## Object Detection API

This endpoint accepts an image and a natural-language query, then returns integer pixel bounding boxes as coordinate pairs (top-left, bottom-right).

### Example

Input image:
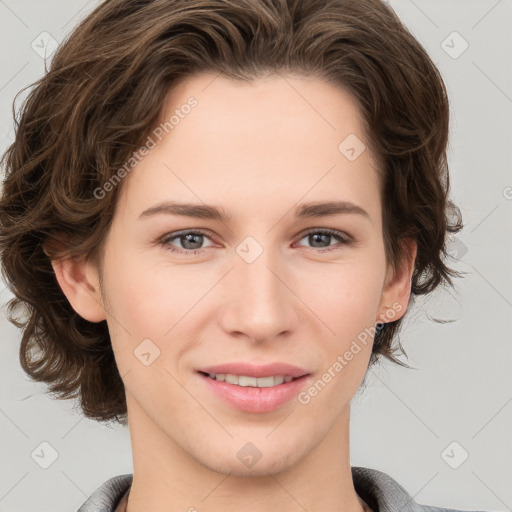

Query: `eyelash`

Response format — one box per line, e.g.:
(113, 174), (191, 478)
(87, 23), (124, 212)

(158, 228), (354, 255)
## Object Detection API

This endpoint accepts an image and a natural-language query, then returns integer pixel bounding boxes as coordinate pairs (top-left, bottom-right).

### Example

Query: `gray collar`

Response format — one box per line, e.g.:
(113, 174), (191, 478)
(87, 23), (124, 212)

(77, 466), (479, 512)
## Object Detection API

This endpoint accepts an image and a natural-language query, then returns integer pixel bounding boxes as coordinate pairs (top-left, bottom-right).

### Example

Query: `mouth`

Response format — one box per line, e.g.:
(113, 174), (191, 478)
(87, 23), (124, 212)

(196, 369), (313, 413)
(197, 371), (307, 388)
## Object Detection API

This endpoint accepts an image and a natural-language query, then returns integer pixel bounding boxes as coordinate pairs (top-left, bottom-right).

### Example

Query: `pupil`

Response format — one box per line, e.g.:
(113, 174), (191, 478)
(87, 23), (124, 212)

(183, 234), (202, 249)
(311, 233), (329, 248)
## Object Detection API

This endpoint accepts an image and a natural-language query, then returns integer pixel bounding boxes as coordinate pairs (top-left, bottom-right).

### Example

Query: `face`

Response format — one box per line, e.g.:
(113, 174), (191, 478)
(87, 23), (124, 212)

(58, 72), (415, 477)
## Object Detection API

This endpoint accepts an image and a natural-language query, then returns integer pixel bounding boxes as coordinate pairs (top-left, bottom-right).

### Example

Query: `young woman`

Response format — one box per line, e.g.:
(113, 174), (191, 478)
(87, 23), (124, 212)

(0, 1), (482, 511)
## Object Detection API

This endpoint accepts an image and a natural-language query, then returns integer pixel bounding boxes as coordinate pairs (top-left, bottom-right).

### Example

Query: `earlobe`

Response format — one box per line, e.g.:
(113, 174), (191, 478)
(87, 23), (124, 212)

(50, 256), (107, 323)
(377, 238), (417, 324)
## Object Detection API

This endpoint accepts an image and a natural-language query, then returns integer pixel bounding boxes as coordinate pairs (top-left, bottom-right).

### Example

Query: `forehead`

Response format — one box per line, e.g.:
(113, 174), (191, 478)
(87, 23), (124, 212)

(161, 72), (366, 141)
(115, 72), (381, 223)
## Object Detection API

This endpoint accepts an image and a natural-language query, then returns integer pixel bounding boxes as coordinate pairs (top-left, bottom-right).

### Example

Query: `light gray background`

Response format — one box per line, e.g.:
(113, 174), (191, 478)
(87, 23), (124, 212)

(0, 1), (511, 511)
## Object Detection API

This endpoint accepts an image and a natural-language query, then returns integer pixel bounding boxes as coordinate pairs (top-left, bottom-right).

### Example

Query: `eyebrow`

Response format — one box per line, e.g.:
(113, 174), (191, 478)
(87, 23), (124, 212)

(139, 200), (371, 223)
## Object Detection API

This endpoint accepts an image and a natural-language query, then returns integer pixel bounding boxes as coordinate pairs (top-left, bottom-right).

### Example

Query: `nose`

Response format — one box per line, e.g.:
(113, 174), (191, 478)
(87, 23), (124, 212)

(217, 246), (298, 344)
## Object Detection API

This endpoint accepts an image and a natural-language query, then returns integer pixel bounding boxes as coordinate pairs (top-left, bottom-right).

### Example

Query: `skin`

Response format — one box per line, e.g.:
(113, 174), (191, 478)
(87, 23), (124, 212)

(51, 73), (417, 512)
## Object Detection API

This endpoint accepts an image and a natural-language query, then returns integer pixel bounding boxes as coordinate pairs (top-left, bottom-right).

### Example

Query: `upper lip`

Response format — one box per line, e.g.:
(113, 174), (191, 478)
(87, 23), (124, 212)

(197, 362), (310, 379)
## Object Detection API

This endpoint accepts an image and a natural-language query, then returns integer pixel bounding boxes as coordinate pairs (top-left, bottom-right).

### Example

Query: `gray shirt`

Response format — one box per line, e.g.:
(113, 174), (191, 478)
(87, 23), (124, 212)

(77, 466), (486, 512)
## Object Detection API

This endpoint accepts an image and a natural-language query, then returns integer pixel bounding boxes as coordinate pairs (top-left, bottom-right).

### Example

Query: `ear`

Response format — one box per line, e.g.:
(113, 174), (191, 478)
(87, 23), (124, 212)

(49, 255), (107, 323)
(377, 238), (417, 323)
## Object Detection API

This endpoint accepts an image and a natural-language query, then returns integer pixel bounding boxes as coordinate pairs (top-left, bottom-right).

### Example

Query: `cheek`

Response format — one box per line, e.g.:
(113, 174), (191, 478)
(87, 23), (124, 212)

(298, 258), (384, 384)
(297, 257), (385, 333)
(104, 248), (203, 334)
(306, 272), (380, 407)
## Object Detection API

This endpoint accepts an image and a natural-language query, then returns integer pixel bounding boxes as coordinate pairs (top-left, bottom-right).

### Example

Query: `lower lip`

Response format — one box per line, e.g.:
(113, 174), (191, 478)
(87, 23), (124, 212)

(198, 372), (312, 413)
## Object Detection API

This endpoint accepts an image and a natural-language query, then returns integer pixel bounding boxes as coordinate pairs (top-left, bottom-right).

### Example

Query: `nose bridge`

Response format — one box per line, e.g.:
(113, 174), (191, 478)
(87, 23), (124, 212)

(240, 248), (281, 303)
(221, 236), (296, 341)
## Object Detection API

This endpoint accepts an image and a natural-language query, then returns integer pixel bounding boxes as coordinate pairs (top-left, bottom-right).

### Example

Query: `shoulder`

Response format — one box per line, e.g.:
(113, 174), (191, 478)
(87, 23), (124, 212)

(77, 474), (133, 512)
(351, 466), (488, 512)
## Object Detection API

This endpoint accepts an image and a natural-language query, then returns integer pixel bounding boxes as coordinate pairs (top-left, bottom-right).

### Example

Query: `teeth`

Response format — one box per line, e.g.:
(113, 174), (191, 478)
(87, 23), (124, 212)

(207, 373), (294, 387)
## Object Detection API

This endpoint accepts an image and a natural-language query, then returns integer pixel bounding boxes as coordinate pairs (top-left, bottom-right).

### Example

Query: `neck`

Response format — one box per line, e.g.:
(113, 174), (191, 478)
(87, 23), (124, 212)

(124, 396), (366, 512)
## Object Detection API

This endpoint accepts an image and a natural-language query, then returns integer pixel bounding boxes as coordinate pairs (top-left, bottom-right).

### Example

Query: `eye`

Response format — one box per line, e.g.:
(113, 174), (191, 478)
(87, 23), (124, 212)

(159, 229), (215, 255)
(158, 227), (353, 256)
(294, 228), (353, 252)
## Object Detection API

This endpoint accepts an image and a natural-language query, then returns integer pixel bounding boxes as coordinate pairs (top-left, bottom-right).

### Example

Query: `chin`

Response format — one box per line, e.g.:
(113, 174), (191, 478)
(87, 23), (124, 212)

(191, 437), (308, 478)
(204, 453), (298, 479)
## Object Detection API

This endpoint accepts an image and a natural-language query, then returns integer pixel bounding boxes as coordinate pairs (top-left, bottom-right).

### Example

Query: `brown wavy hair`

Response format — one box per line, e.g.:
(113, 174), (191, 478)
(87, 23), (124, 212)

(0, 0), (464, 425)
